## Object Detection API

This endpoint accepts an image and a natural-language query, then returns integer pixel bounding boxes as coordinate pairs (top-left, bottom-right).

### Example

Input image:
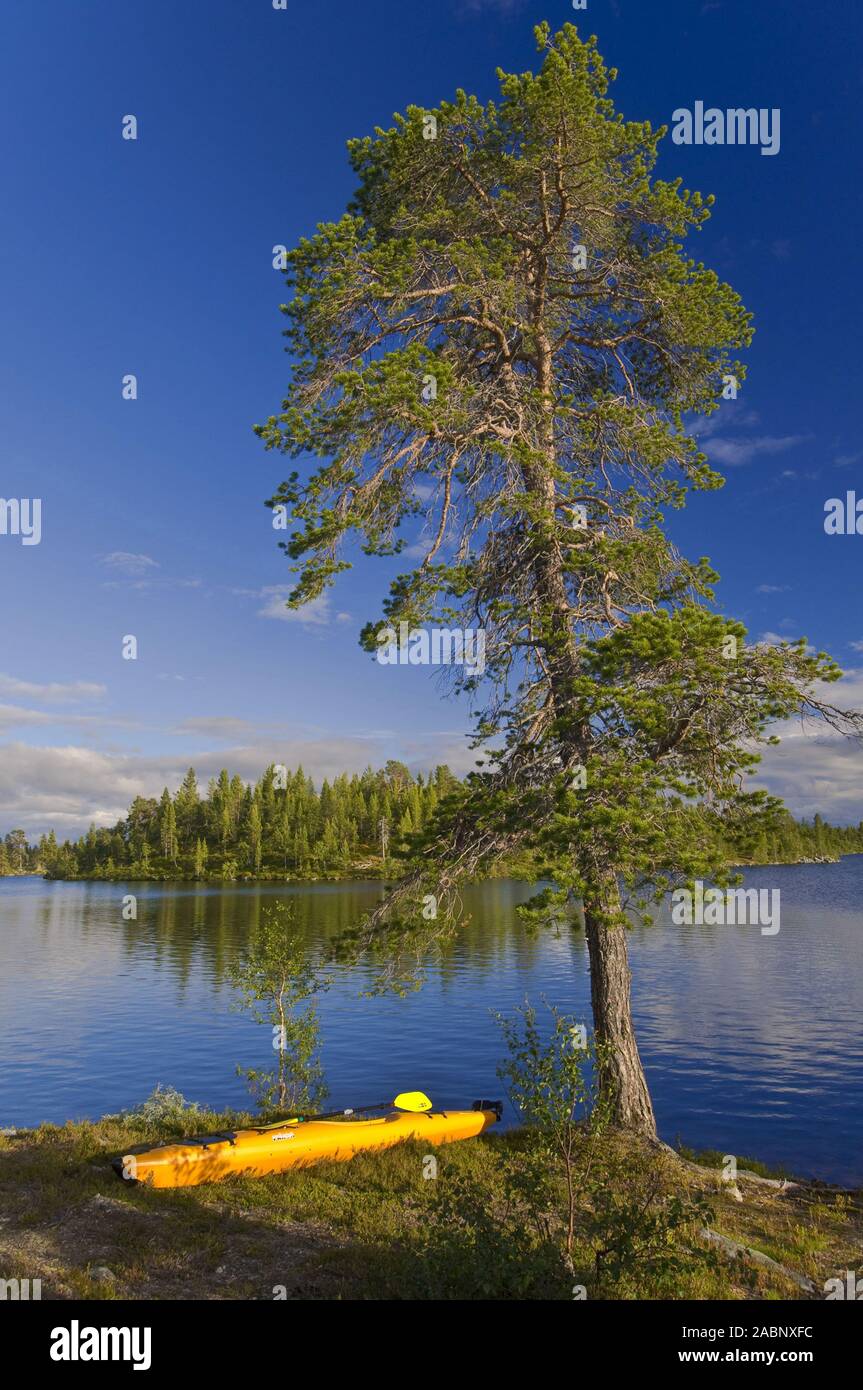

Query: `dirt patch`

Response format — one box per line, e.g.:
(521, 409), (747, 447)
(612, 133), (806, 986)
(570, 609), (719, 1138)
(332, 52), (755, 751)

(0, 1185), (350, 1301)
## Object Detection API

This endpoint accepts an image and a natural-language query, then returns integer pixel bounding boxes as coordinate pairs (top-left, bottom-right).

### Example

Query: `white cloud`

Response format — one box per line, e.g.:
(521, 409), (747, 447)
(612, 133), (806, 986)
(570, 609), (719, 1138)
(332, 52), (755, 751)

(0, 704), (114, 735)
(458, 0), (523, 11)
(0, 704), (63, 733)
(0, 733), (479, 839)
(755, 734), (863, 824)
(233, 583), (348, 623)
(0, 744), (151, 835)
(4, 676), (863, 838)
(172, 717), (263, 742)
(691, 406), (809, 469)
(705, 434), (808, 468)
(750, 670), (863, 819)
(101, 552), (160, 576)
(757, 631), (816, 655)
(693, 405), (760, 439)
(100, 553), (202, 592)
(104, 576), (202, 593)
(257, 588), (335, 625)
(0, 675), (106, 704)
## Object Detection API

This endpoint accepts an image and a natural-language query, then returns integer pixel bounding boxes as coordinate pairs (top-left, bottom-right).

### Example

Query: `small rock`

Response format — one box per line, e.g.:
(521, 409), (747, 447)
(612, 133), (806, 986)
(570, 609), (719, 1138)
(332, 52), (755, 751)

(90, 1266), (117, 1284)
(89, 1193), (124, 1211)
(0, 1127), (17, 1138)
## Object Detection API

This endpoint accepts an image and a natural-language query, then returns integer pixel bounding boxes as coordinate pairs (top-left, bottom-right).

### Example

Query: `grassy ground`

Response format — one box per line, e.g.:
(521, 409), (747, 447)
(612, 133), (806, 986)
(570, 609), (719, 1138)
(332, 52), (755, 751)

(1, 1112), (860, 1301)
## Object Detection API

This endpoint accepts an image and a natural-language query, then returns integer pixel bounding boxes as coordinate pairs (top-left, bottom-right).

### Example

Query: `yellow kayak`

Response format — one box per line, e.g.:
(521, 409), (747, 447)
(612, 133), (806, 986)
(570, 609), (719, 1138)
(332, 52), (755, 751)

(114, 1102), (502, 1188)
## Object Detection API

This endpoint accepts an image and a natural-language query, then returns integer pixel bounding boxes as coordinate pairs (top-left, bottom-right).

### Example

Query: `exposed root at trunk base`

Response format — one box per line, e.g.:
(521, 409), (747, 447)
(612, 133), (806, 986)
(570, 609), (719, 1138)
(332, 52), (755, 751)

(654, 1140), (800, 1193)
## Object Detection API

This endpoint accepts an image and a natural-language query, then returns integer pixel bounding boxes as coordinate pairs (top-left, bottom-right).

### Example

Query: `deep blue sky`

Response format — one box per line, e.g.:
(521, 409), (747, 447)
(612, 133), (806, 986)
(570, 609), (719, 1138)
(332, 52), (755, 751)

(1, 0), (861, 836)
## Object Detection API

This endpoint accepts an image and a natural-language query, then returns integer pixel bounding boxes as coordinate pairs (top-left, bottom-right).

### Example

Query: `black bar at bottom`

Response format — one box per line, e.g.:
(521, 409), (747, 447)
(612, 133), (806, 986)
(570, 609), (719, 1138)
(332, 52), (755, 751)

(8, 1294), (856, 1373)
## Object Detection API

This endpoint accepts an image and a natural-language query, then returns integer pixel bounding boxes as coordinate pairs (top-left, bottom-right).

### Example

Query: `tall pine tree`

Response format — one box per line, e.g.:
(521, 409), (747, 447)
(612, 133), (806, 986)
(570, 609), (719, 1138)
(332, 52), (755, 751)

(257, 24), (861, 1132)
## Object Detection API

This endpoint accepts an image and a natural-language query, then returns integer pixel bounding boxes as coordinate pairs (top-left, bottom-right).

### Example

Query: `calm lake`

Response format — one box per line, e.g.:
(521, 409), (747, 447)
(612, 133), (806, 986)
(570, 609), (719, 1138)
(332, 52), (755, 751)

(1, 859), (861, 1183)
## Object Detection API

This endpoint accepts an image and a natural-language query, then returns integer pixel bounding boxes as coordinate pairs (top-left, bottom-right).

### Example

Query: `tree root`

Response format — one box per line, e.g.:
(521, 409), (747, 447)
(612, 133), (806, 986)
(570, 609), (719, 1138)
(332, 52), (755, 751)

(655, 1140), (799, 1192)
(699, 1227), (817, 1295)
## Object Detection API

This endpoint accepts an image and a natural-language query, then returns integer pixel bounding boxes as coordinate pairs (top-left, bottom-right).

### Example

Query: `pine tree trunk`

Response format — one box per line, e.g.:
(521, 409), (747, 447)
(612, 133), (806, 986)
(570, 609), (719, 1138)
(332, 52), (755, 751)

(524, 287), (657, 1139)
(583, 878), (656, 1137)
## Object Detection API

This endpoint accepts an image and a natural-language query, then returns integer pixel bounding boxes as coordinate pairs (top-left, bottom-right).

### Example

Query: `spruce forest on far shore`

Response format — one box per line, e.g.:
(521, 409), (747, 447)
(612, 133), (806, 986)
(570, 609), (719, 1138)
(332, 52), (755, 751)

(2, 762), (862, 882)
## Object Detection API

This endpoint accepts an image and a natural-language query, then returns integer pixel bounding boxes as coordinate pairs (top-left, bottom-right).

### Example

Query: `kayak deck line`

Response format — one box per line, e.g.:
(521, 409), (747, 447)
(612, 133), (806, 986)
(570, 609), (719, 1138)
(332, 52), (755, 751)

(112, 1100), (503, 1189)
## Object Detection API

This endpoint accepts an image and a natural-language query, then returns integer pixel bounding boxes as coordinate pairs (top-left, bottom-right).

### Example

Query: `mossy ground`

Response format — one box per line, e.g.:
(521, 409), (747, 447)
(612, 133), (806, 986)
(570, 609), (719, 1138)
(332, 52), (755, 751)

(1, 1114), (860, 1301)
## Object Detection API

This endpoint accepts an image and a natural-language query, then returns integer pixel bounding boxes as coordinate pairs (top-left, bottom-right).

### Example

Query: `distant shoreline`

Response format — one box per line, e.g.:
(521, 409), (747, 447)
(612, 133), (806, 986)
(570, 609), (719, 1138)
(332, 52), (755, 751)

(0, 852), (851, 886)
